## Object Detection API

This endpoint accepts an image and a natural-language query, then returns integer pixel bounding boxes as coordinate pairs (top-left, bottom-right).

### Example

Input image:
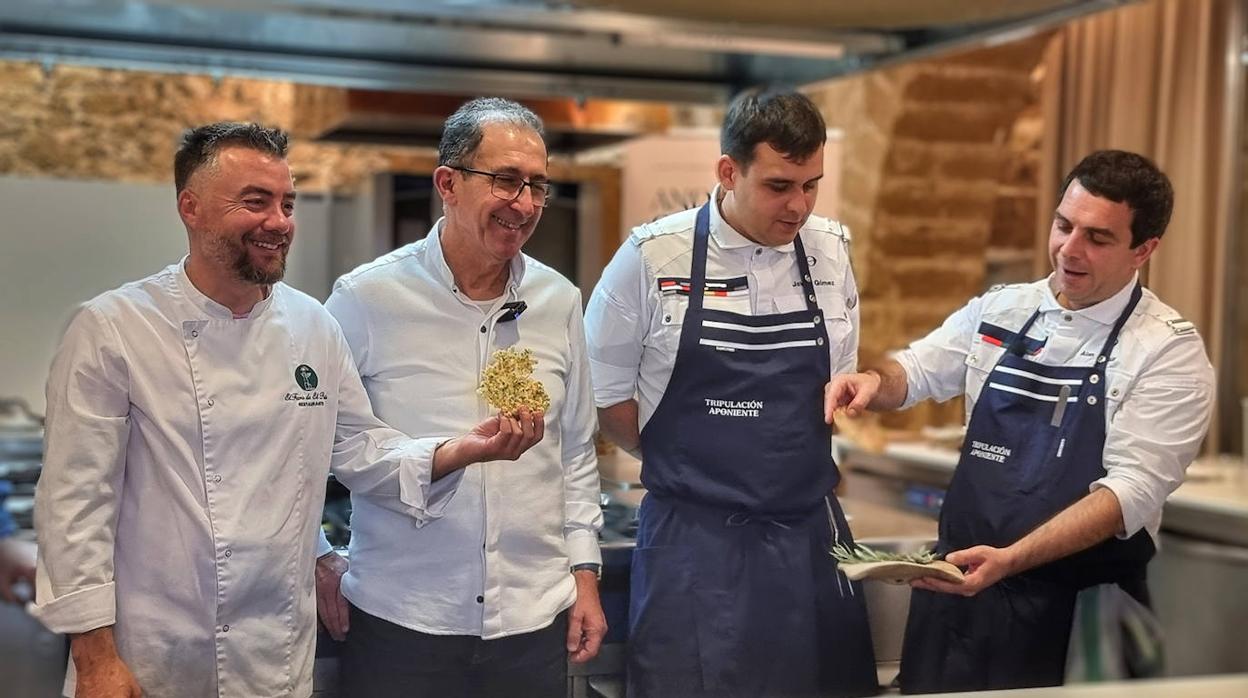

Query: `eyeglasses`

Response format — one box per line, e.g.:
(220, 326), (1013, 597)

(451, 166), (555, 207)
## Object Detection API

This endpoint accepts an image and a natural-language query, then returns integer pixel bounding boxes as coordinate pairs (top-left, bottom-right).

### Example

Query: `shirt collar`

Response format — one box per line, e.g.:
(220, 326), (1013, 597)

(423, 217), (527, 294)
(175, 256), (276, 320)
(709, 185), (797, 253)
(1040, 271), (1139, 325)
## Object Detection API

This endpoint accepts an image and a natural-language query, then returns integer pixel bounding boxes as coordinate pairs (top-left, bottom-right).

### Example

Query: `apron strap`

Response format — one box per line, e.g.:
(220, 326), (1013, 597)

(689, 202), (822, 314)
(1005, 282), (1144, 359)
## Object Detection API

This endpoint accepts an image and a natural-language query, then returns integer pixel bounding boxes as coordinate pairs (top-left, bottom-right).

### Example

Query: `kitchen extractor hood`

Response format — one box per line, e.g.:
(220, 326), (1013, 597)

(0, 0), (1140, 105)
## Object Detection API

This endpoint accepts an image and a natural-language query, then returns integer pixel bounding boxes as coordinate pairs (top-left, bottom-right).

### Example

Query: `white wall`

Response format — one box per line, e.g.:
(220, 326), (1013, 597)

(0, 176), (338, 414)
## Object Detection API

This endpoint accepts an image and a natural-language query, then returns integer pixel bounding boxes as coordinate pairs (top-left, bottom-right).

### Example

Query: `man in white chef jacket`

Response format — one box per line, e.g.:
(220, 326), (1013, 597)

(31, 122), (541, 698)
(314, 97), (606, 698)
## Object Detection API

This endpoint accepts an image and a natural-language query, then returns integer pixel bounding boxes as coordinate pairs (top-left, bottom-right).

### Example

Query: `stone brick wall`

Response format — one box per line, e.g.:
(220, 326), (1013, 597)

(808, 34), (1054, 428)
(0, 62), (447, 194)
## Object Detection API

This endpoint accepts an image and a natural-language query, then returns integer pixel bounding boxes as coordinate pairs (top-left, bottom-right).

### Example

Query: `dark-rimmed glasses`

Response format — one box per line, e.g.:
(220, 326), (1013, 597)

(451, 166), (555, 207)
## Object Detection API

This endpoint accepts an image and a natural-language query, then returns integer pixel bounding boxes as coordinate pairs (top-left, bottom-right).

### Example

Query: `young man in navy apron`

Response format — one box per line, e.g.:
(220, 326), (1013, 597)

(825, 150), (1214, 693)
(587, 87), (878, 697)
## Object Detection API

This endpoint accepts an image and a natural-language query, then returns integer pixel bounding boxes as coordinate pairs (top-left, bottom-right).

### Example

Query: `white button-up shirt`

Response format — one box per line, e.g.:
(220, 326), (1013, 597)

(321, 221), (602, 640)
(894, 274), (1215, 543)
(33, 261), (446, 698)
(586, 190), (860, 428)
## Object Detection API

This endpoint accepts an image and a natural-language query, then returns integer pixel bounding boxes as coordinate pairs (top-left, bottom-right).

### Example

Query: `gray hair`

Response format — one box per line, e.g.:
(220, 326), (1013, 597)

(175, 122), (289, 193)
(437, 98), (545, 167)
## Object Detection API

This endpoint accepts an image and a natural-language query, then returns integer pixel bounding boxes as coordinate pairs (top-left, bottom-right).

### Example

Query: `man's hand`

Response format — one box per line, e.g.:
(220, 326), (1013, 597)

(72, 627), (142, 698)
(315, 551), (350, 641)
(566, 570), (607, 664)
(0, 537), (36, 605)
(824, 372), (882, 424)
(433, 409), (545, 479)
(911, 545), (1018, 597)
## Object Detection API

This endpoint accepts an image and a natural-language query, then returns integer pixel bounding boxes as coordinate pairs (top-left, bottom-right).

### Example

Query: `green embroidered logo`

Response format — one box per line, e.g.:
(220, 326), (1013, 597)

(295, 364), (319, 391)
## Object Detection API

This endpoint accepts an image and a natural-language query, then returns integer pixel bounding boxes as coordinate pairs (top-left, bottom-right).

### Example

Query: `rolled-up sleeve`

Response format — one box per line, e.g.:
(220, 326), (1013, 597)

(1093, 336), (1214, 540)
(326, 282), (462, 525)
(893, 295), (982, 409)
(585, 240), (648, 409)
(32, 305), (131, 634)
(561, 295), (604, 567)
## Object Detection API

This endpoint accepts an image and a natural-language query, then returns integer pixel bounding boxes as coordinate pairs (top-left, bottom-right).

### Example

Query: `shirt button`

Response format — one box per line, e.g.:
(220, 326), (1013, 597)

(754, 249), (762, 256)
(1111, 388), (1120, 397)
(224, 549), (232, 558)
(1063, 314), (1073, 322)
(213, 474), (222, 483)
(206, 399), (214, 407)
(191, 330), (199, 338)
(222, 624), (230, 633)
(476, 595), (484, 604)
(480, 326), (487, 333)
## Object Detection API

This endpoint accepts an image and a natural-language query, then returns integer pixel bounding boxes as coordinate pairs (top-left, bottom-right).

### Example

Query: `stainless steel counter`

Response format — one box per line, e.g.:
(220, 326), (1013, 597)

(927, 673), (1248, 697)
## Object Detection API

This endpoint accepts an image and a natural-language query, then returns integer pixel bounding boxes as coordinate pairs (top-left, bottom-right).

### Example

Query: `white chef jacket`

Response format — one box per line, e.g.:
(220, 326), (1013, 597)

(586, 189), (860, 428)
(320, 220), (602, 640)
(894, 274), (1215, 544)
(33, 260), (449, 698)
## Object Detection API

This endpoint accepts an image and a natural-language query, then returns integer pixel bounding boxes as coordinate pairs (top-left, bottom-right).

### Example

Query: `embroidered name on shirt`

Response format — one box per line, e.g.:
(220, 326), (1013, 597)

(790, 279), (836, 287)
(285, 391), (328, 407)
(705, 398), (763, 417)
(969, 440), (1011, 463)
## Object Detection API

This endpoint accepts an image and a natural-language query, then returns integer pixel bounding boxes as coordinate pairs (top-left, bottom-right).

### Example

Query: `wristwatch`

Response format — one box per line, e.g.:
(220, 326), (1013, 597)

(571, 562), (602, 579)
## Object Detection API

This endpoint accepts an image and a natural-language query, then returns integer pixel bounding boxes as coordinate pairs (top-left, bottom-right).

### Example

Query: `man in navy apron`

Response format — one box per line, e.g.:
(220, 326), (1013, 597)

(825, 150), (1214, 693)
(587, 87), (878, 697)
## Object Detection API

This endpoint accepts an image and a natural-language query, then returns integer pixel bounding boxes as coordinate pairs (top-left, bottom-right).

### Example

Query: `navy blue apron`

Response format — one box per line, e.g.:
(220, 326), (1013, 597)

(627, 204), (878, 698)
(898, 284), (1155, 694)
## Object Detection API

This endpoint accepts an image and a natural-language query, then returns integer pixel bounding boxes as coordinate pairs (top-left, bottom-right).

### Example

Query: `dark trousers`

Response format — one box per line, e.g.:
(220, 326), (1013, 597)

(339, 603), (569, 698)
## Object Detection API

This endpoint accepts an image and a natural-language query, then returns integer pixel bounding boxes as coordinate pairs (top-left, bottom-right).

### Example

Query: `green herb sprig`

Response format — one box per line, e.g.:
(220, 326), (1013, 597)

(830, 543), (939, 565)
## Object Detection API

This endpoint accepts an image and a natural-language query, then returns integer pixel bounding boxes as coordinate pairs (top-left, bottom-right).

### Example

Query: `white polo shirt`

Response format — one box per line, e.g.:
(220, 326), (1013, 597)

(586, 189), (860, 428)
(894, 274), (1215, 543)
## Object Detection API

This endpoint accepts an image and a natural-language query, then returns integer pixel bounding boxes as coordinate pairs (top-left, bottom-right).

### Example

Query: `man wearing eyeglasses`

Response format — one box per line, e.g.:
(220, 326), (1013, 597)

(315, 97), (606, 697)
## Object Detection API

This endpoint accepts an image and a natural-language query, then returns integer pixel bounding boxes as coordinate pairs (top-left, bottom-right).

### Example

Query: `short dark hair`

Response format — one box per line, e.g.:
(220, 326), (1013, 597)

(438, 98), (545, 168)
(174, 122), (289, 193)
(1060, 150), (1173, 247)
(721, 86), (826, 169)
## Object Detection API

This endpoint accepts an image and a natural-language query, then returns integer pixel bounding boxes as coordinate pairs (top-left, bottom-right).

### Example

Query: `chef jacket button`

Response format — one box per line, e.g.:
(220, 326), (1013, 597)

(1063, 314), (1073, 322)
(212, 474), (222, 483)
(1111, 388), (1120, 397)
(1087, 395), (1098, 405)
(480, 326), (487, 333)
(191, 330), (199, 338)
(754, 249), (762, 256)
(224, 549), (232, 558)
(969, 356), (978, 364)
(664, 315), (671, 322)
(476, 595), (484, 604)
(222, 624), (230, 633)
(1097, 356), (1107, 364)
(207, 399), (214, 407)
(1089, 374), (1100, 384)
